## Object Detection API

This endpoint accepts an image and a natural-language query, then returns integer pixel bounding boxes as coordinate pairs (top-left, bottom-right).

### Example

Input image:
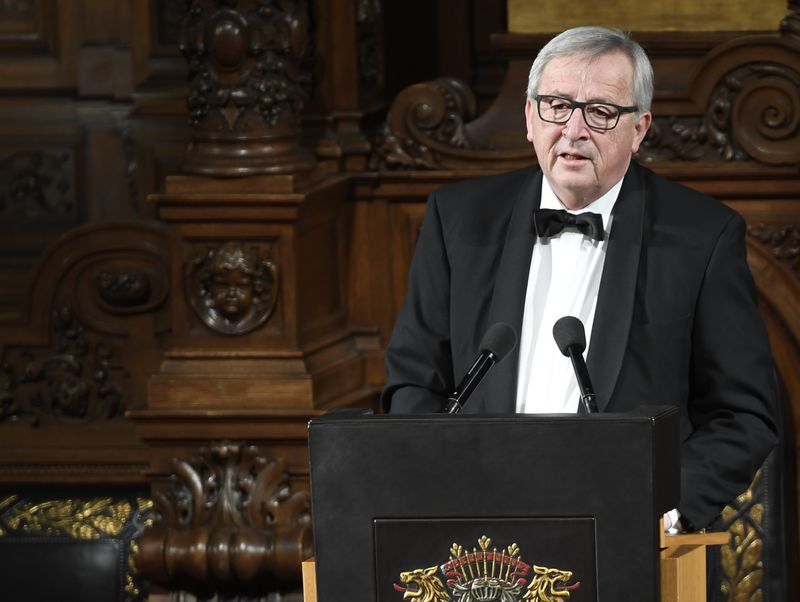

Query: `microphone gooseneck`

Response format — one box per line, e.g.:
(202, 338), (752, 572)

(553, 316), (598, 413)
(444, 323), (517, 414)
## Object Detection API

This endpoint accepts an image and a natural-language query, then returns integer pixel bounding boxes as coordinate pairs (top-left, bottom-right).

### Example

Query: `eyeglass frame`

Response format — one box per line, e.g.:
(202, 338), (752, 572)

(533, 94), (640, 131)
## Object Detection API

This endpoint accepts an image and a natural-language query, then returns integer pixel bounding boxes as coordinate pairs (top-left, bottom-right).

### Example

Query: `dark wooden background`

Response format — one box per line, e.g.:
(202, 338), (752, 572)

(0, 1), (798, 600)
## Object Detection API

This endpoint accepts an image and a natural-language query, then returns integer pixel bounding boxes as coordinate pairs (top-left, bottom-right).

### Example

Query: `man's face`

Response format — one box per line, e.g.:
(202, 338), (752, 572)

(525, 51), (652, 209)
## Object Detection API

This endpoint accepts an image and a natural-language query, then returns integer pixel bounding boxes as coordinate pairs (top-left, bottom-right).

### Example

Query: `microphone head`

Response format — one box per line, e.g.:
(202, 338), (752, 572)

(553, 316), (586, 356)
(479, 322), (517, 362)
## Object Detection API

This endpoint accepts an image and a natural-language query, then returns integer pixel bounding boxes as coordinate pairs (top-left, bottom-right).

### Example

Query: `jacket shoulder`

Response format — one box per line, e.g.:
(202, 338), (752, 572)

(636, 163), (740, 226)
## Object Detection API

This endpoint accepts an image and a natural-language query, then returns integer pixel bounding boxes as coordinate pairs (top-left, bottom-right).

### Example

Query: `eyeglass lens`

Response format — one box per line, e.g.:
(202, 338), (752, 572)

(538, 96), (620, 130)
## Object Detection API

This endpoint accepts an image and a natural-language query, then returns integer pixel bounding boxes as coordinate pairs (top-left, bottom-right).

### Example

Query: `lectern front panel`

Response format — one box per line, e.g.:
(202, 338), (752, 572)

(309, 408), (679, 601)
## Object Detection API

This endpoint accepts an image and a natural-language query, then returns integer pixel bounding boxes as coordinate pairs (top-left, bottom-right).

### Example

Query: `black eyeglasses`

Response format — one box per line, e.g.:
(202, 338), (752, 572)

(534, 94), (639, 131)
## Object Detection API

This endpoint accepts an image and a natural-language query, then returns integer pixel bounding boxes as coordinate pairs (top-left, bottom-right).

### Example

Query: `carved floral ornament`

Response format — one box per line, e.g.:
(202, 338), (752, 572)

(0, 306), (126, 426)
(179, 0), (311, 131)
(747, 223), (800, 277)
(0, 150), (74, 219)
(135, 442), (311, 592)
(185, 241), (279, 335)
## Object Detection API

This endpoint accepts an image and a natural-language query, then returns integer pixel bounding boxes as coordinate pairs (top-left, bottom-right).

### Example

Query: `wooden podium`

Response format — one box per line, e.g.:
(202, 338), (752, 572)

(305, 408), (726, 601)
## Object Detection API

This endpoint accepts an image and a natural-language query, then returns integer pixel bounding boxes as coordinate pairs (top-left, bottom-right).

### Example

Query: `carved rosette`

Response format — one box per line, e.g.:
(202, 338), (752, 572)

(135, 442), (312, 593)
(185, 241), (279, 335)
(369, 77), (478, 170)
(179, 0), (315, 175)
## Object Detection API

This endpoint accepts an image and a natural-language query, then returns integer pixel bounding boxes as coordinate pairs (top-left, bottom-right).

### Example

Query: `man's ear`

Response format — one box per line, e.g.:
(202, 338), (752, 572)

(524, 98), (537, 143)
(631, 111), (652, 154)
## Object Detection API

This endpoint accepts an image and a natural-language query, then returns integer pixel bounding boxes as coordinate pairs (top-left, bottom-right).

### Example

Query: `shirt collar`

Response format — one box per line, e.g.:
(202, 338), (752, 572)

(540, 174), (625, 235)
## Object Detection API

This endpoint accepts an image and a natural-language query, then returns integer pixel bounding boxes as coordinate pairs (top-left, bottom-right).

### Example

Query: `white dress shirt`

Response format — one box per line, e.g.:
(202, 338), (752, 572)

(515, 176), (624, 413)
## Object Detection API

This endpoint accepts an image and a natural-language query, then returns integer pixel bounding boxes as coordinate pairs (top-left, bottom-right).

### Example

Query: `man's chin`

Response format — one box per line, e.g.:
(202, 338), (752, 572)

(547, 176), (600, 209)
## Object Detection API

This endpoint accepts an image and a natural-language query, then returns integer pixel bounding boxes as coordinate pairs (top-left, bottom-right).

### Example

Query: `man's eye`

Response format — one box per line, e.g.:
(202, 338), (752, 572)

(550, 101), (571, 111)
(587, 105), (616, 119)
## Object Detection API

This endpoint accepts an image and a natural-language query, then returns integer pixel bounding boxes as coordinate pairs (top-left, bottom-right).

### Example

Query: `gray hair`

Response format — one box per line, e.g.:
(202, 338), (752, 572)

(526, 26), (654, 113)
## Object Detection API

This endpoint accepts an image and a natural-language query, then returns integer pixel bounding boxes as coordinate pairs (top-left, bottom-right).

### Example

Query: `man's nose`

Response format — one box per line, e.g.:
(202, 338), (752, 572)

(562, 107), (590, 139)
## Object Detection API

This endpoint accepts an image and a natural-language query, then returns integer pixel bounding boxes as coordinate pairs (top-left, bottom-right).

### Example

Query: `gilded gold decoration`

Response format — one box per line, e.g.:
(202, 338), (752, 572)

(0, 494), (153, 602)
(394, 535), (580, 602)
(4, 497), (131, 539)
(507, 0), (786, 33)
(720, 470), (764, 601)
(0, 494), (17, 535)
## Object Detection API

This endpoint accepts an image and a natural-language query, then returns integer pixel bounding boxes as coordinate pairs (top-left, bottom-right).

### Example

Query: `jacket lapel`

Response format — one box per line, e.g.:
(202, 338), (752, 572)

(480, 169), (543, 412)
(586, 162), (645, 411)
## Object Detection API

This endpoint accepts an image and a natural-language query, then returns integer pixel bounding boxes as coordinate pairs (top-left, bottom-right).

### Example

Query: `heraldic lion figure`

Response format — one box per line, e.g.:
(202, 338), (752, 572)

(395, 566), (450, 602)
(522, 565), (579, 602)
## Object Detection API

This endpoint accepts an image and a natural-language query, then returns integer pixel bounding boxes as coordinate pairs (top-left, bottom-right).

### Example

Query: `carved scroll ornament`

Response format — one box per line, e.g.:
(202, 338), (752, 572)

(135, 442), (312, 593)
(185, 241), (279, 335)
(369, 77), (500, 171)
(708, 63), (800, 164)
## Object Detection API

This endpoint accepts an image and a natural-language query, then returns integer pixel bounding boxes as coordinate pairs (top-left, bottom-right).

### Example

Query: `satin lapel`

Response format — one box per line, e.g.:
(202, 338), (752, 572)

(586, 162), (646, 411)
(480, 169), (542, 413)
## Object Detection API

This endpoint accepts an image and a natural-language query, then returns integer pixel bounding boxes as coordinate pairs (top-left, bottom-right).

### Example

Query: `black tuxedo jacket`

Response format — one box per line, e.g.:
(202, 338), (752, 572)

(382, 160), (778, 528)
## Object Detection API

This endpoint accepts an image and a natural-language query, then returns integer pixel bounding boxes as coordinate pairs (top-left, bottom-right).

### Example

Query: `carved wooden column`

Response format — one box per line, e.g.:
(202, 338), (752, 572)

(128, 1), (382, 598)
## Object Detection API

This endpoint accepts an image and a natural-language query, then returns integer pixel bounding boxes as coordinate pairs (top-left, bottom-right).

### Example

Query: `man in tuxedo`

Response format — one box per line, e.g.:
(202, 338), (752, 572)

(380, 26), (777, 531)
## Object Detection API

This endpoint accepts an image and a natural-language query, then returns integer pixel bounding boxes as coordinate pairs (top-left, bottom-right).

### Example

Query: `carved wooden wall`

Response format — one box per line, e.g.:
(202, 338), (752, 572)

(0, 1), (798, 601)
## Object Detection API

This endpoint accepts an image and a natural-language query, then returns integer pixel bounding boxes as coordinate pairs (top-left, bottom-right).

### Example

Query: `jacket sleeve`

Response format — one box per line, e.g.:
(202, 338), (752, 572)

(679, 211), (779, 528)
(381, 192), (454, 413)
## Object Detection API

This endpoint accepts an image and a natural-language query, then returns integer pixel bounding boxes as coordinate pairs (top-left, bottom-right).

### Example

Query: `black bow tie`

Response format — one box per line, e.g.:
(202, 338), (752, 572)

(533, 208), (605, 241)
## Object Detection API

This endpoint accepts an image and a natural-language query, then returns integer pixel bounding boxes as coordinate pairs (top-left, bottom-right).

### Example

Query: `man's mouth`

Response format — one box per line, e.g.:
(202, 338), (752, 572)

(559, 152), (589, 161)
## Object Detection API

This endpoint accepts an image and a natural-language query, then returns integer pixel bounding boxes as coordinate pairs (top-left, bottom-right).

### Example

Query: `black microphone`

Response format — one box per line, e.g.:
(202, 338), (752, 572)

(444, 323), (517, 414)
(553, 316), (598, 413)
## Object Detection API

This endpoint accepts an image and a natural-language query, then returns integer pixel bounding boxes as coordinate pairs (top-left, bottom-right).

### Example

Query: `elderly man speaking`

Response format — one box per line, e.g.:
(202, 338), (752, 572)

(381, 26), (778, 533)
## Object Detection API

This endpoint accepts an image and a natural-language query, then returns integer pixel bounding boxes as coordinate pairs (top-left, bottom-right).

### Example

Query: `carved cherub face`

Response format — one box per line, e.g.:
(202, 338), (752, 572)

(211, 267), (254, 319)
(187, 241), (278, 335)
(207, 243), (258, 321)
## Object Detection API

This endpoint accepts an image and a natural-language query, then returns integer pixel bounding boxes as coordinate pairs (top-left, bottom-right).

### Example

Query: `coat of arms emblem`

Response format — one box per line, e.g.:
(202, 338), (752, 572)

(393, 535), (580, 602)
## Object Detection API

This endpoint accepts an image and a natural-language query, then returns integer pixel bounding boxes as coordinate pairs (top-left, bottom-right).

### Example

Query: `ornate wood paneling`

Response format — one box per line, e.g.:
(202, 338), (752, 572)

(0, 0), (78, 89)
(0, 2), (798, 601)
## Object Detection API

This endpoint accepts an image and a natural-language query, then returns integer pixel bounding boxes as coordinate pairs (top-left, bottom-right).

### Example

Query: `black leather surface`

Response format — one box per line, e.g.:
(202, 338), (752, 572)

(309, 406), (679, 601)
(0, 538), (123, 602)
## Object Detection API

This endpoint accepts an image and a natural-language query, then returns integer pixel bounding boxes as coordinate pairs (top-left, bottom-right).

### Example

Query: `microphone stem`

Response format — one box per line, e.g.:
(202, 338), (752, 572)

(567, 348), (598, 413)
(444, 352), (498, 414)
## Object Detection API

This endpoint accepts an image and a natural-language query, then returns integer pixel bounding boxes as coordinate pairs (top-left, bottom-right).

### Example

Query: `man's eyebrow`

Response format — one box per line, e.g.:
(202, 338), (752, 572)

(542, 91), (620, 104)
